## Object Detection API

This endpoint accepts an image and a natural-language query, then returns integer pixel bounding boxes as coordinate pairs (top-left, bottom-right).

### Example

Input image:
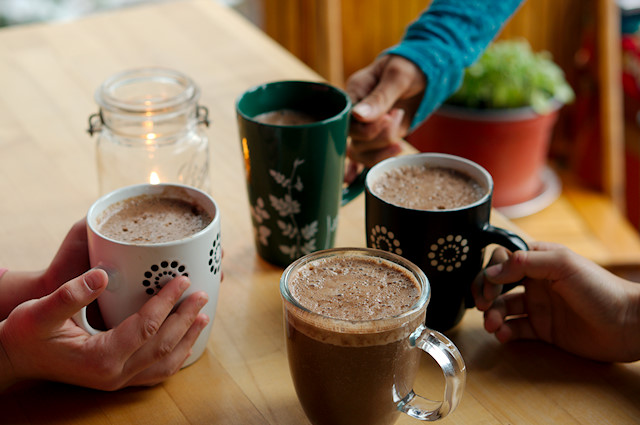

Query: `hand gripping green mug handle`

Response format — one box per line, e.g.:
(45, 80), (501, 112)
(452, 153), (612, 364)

(341, 167), (369, 206)
(398, 324), (467, 421)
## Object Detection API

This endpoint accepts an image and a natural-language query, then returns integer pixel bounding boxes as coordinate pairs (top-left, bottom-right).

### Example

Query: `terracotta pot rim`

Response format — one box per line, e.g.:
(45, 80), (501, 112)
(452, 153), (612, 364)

(437, 100), (563, 122)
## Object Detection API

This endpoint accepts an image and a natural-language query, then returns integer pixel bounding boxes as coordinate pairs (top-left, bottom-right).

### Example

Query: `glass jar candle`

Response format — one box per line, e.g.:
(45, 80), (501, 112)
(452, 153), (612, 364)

(88, 67), (211, 195)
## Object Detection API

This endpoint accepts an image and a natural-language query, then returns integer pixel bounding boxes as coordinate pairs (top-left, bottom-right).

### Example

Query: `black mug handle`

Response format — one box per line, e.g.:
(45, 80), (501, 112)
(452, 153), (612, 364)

(465, 224), (529, 307)
(482, 224), (529, 253)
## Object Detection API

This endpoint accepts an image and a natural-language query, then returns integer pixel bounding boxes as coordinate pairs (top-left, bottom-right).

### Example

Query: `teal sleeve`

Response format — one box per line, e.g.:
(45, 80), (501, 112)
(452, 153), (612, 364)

(384, 0), (523, 129)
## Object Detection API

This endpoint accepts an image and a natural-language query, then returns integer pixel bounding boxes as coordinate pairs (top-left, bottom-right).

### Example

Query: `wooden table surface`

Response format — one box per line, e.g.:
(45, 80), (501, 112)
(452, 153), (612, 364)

(0, 1), (638, 424)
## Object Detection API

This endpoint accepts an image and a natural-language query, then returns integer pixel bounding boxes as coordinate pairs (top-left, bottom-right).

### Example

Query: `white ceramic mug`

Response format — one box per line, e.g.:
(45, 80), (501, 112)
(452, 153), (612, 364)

(73, 183), (222, 367)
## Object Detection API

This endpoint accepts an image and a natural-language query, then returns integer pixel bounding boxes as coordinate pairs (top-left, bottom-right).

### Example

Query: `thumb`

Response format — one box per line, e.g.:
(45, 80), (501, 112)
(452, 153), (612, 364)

(31, 268), (108, 332)
(352, 77), (408, 123)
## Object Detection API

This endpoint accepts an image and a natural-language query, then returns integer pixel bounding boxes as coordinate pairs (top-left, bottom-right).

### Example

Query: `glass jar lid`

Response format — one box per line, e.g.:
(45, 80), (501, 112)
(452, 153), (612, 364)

(94, 67), (200, 114)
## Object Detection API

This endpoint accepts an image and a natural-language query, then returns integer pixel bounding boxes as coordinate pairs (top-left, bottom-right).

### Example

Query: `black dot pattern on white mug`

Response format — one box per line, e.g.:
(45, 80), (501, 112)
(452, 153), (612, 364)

(142, 260), (189, 295)
(209, 232), (222, 274)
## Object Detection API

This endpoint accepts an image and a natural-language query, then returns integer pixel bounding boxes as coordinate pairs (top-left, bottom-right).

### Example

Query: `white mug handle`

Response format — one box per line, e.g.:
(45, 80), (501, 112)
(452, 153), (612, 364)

(397, 324), (467, 421)
(71, 265), (115, 335)
(72, 306), (102, 335)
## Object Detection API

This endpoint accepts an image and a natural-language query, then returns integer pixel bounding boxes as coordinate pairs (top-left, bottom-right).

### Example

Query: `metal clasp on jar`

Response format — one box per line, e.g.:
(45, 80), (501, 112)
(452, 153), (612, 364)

(87, 105), (210, 136)
(87, 112), (103, 136)
(197, 105), (210, 127)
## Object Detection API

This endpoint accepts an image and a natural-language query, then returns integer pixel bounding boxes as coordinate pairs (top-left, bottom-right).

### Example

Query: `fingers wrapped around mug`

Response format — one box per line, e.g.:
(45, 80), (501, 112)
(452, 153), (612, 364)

(472, 246), (512, 311)
(114, 276), (210, 387)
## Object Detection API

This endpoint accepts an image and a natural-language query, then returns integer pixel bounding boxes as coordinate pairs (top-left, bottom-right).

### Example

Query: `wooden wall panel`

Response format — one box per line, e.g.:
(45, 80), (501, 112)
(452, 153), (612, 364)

(261, 0), (432, 86)
(340, 0), (431, 81)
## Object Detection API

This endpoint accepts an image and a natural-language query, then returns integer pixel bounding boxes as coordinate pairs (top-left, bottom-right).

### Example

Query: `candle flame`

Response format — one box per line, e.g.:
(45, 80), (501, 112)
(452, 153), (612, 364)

(149, 171), (160, 185)
(145, 133), (157, 146)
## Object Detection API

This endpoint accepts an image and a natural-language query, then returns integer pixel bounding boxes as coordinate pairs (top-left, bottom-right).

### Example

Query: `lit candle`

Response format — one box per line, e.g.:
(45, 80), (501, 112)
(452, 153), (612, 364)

(145, 132), (157, 145)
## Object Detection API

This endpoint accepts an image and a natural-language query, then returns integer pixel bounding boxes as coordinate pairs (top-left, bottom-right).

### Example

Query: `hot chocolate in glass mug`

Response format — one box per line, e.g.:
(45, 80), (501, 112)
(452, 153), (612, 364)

(73, 183), (223, 367)
(365, 153), (528, 332)
(281, 247), (466, 425)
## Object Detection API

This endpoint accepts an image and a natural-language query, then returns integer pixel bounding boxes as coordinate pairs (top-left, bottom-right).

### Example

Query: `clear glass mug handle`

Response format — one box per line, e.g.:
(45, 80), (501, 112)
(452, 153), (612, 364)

(398, 324), (467, 421)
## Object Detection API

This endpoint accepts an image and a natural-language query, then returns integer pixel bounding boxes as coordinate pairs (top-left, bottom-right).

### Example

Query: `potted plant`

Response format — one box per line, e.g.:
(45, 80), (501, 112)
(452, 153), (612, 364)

(407, 39), (575, 214)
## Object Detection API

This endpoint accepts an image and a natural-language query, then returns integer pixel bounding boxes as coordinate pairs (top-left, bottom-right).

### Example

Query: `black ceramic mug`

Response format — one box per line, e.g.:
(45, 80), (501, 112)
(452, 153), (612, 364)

(365, 153), (528, 331)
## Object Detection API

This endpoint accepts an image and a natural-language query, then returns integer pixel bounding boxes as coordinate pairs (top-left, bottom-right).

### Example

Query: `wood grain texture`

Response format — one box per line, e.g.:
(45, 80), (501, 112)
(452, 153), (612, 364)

(0, 1), (638, 424)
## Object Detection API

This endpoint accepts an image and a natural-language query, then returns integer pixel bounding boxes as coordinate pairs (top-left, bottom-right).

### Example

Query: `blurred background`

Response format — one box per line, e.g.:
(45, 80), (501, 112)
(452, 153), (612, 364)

(0, 0), (260, 27)
(3, 0), (640, 257)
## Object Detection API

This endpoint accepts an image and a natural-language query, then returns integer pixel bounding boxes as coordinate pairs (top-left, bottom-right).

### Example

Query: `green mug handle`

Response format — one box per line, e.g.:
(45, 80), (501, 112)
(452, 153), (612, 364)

(341, 168), (368, 206)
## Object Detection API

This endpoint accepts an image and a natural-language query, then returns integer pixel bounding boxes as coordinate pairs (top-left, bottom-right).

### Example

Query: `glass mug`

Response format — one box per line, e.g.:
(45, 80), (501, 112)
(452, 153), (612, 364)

(280, 247), (466, 425)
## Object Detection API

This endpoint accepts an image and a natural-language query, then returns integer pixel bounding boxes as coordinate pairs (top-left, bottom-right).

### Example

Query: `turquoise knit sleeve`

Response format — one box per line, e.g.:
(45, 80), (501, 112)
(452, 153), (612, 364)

(384, 0), (523, 130)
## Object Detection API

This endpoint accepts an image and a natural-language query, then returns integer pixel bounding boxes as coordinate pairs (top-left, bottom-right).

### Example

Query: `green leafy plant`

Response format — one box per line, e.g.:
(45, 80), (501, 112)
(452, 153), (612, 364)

(446, 39), (575, 114)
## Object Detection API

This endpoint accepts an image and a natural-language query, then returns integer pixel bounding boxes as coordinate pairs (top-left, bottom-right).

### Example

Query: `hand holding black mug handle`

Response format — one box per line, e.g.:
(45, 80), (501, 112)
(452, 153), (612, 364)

(465, 224), (529, 307)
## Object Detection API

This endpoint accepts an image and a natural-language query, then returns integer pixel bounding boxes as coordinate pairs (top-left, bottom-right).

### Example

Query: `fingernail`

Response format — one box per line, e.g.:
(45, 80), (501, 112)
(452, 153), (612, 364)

(392, 108), (405, 125)
(180, 277), (191, 291)
(484, 263), (503, 278)
(353, 102), (372, 118)
(198, 293), (209, 309)
(83, 270), (102, 291)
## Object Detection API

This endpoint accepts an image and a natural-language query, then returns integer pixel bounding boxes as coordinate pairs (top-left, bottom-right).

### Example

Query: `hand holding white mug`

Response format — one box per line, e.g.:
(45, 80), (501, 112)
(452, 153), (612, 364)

(0, 220), (209, 392)
(73, 183), (222, 368)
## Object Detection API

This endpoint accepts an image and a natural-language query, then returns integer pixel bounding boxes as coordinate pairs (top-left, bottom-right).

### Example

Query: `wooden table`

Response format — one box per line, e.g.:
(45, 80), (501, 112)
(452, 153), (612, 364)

(0, 1), (638, 424)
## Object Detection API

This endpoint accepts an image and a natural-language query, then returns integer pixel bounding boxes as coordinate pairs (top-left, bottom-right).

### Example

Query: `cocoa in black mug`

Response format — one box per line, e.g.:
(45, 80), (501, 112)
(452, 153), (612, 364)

(365, 153), (528, 331)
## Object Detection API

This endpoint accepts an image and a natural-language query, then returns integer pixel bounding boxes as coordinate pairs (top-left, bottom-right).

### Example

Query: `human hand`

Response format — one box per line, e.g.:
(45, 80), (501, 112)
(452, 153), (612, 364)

(42, 218), (91, 295)
(0, 220), (91, 319)
(472, 241), (640, 362)
(0, 269), (209, 391)
(345, 54), (425, 169)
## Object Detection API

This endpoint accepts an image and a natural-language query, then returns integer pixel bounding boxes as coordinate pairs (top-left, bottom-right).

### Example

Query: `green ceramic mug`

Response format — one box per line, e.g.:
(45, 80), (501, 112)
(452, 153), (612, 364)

(236, 80), (365, 267)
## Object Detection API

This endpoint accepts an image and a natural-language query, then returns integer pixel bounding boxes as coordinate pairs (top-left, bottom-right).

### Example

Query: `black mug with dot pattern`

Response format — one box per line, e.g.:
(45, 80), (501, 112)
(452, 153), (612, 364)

(365, 153), (528, 332)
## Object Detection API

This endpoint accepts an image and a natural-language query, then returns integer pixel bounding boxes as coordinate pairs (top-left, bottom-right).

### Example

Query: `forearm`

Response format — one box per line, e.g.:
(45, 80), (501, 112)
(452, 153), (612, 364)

(0, 270), (46, 320)
(385, 0), (523, 129)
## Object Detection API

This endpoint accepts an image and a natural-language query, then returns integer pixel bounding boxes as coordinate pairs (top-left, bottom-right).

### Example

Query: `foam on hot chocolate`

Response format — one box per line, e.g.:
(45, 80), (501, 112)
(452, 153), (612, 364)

(97, 193), (212, 244)
(254, 108), (321, 126)
(286, 255), (423, 346)
(371, 165), (486, 210)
